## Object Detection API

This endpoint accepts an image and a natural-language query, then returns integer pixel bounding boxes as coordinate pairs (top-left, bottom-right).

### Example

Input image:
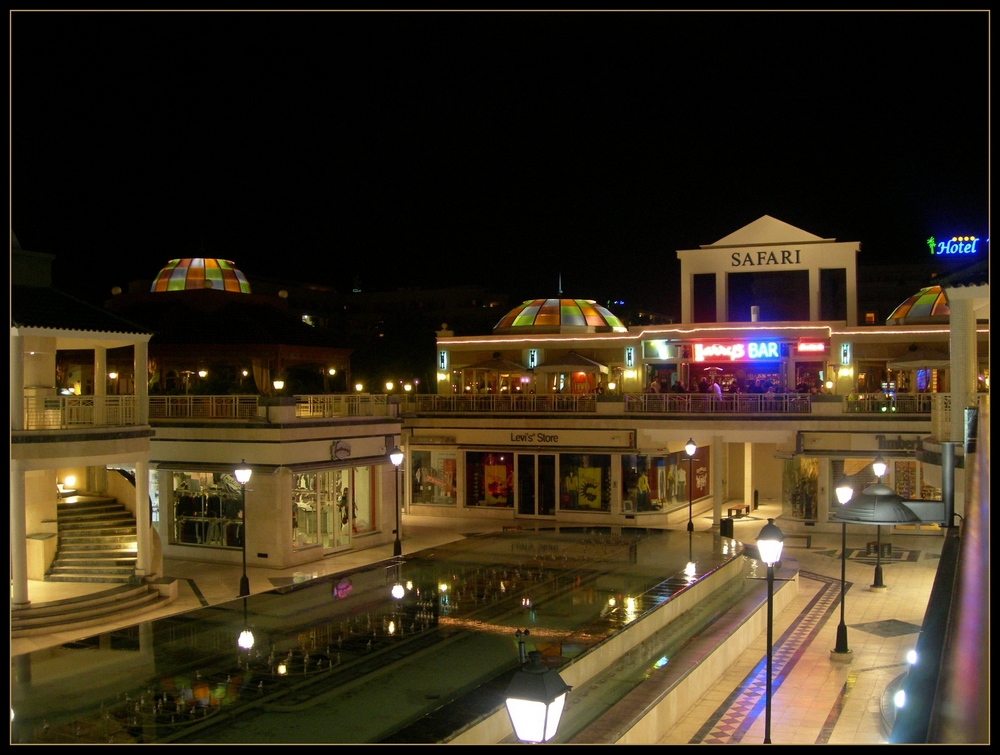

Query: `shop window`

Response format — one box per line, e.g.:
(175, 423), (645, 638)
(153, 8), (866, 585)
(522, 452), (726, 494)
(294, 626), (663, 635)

(621, 454), (673, 512)
(411, 449), (457, 505)
(465, 452), (513, 507)
(171, 470), (244, 548)
(292, 473), (320, 547)
(782, 457), (818, 520)
(560, 454), (611, 511)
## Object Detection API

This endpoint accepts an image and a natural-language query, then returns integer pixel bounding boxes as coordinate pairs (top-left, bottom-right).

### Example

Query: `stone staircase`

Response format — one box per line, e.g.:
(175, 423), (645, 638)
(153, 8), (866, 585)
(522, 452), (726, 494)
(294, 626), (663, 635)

(11, 582), (177, 638)
(48, 495), (139, 583)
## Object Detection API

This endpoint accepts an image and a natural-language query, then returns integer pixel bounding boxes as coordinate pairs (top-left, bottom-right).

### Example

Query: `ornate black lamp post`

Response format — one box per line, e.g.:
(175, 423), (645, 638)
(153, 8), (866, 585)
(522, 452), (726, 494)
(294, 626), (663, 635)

(684, 438), (697, 532)
(832, 476), (855, 658)
(756, 518), (784, 744)
(235, 460), (252, 597)
(389, 447), (404, 556)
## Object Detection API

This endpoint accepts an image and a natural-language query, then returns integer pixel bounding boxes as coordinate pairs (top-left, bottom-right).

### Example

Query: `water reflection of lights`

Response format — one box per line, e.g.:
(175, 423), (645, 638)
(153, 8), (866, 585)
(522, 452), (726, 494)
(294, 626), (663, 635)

(684, 561), (697, 581)
(438, 582), (448, 593)
(276, 663), (287, 676)
(388, 620), (397, 636)
(521, 597), (532, 608)
(653, 656), (669, 669)
(624, 596), (638, 623)
(406, 580), (413, 591)
(391, 583), (405, 600)
(608, 597), (617, 608)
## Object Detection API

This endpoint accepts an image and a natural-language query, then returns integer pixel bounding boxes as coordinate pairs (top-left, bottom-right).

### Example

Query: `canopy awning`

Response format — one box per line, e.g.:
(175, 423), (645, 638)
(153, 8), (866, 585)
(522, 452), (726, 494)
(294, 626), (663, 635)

(887, 346), (950, 370)
(534, 351), (609, 375)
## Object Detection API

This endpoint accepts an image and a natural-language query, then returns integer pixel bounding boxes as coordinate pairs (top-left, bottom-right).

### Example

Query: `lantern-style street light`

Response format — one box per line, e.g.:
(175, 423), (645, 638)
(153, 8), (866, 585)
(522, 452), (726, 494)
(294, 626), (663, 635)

(235, 460), (252, 597)
(684, 438), (697, 532)
(832, 476), (855, 658)
(505, 638), (572, 744)
(756, 518), (784, 744)
(389, 447), (404, 556)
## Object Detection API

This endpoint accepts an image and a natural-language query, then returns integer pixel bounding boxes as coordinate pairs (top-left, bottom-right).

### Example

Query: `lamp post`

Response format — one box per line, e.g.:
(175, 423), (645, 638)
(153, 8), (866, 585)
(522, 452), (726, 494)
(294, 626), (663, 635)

(235, 460), (252, 597)
(832, 476), (854, 658)
(505, 631), (572, 744)
(870, 455), (888, 590)
(684, 438), (697, 532)
(389, 447), (404, 557)
(756, 518), (784, 744)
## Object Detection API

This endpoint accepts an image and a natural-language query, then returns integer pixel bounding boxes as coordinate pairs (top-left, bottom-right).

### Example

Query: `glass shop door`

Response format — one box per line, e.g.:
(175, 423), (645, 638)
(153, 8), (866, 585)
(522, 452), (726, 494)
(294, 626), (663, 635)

(517, 454), (556, 517)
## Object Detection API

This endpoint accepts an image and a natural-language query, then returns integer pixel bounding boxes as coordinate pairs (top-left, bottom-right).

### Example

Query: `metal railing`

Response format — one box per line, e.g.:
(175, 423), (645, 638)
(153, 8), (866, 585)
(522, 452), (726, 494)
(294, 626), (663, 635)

(845, 392), (934, 414)
(148, 395), (260, 420)
(295, 394), (390, 417)
(22, 395), (139, 430)
(401, 394), (598, 413)
(624, 393), (813, 414)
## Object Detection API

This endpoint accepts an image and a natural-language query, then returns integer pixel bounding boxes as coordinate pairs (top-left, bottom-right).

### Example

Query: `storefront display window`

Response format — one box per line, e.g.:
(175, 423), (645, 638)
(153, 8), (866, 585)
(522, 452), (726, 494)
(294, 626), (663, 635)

(621, 454), (674, 512)
(411, 449), (457, 506)
(828, 459), (880, 516)
(465, 452), (513, 507)
(292, 467), (377, 549)
(560, 454), (611, 511)
(783, 457), (818, 520)
(171, 470), (244, 548)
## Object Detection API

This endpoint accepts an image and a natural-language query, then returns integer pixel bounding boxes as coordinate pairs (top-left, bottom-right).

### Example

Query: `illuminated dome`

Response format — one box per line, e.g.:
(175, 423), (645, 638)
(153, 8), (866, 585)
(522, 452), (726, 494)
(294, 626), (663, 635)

(151, 258), (251, 293)
(493, 298), (628, 335)
(886, 285), (949, 325)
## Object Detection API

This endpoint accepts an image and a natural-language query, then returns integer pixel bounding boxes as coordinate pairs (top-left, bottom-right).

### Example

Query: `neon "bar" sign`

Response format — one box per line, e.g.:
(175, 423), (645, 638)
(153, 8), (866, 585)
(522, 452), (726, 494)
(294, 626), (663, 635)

(694, 342), (780, 361)
(927, 235), (980, 256)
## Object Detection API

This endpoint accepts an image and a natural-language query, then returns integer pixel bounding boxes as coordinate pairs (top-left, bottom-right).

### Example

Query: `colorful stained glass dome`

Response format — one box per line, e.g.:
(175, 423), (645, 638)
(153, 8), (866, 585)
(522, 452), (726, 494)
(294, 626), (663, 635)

(886, 285), (950, 325)
(151, 258), (251, 293)
(493, 298), (628, 334)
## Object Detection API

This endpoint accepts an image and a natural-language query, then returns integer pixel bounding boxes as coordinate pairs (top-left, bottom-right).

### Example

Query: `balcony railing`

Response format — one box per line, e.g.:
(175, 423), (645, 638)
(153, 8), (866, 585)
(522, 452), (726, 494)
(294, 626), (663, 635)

(149, 395), (259, 420)
(295, 394), (390, 418)
(845, 392), (934, 414)
(23, 395), (138, 430)
(402, 394), (598, 413)
(624, 393), (813, 414)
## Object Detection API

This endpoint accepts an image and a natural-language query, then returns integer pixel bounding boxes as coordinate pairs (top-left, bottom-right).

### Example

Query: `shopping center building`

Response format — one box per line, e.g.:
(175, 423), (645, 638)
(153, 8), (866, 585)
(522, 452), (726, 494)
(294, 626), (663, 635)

(402, 216), (988, 537)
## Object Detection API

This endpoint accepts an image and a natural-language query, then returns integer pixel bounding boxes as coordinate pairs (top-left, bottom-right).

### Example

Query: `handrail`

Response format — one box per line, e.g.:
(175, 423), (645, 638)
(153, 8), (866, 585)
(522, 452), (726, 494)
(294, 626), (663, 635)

(149, 395), (259, 420)
(22, 394), (138, 430)
(624, 393), (812, 414)
(402, 394), (598, 413)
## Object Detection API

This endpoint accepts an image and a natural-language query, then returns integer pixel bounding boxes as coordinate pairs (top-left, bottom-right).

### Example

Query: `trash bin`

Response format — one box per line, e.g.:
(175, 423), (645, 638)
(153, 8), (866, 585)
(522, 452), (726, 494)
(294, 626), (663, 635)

(753, 489), (759, 510)
(720, 517), (734, 538)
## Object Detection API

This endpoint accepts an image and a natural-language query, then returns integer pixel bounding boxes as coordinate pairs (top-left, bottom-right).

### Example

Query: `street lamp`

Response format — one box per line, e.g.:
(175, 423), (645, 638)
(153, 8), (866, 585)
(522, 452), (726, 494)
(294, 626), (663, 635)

(832, 476), (919, 592)
(684, 438), (697, 532)
(235, 460), (252, 597)
(869, 455), (889, 589)
(832, 476), (854, 659)
(756, 517), (784, 744)
(505, 639), (572, 744)
(389, 447), (404, 557)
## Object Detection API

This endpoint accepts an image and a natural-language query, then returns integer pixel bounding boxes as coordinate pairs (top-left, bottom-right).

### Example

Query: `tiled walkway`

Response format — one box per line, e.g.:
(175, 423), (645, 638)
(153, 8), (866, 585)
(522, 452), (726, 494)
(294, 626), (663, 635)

(11, 503), (943, 745)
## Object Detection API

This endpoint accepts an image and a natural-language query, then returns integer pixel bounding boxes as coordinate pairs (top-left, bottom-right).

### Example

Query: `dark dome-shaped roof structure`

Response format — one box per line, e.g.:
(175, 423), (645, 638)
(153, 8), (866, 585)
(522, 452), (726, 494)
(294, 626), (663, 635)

(493, 298), (628, 335)
(886, 285), (949, 325)
(151, 258), (251, 293)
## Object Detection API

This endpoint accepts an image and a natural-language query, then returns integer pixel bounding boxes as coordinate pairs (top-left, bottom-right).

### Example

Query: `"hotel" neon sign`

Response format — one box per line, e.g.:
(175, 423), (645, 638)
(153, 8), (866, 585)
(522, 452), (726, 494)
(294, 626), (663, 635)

(927, 235), (981, 256)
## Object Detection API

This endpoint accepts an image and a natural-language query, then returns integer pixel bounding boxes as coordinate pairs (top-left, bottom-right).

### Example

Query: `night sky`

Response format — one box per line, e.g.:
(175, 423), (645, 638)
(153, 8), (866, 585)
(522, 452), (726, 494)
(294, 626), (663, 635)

(12, 10), (989, 313)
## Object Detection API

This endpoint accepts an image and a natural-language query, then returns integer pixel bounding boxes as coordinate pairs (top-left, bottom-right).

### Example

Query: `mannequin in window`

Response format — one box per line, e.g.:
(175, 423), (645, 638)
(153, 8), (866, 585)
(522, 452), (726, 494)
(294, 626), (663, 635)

(636, 471), (650, 511)
(339, 487), (350, 534)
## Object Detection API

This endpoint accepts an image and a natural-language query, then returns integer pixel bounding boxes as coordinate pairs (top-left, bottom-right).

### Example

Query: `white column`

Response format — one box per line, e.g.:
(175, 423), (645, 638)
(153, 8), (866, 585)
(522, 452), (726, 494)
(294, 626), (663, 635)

(11, 334), (24, 431)
(711, 436), (725, 528)
(94, 346), (107, 426)
(135, 459), (151, 577)
(808, 268), (820, 322)
(948, 297), (977, 443)
(135, 339), (149, 425)
(10, 460), (30, 607)
(744, 442), (754, 509)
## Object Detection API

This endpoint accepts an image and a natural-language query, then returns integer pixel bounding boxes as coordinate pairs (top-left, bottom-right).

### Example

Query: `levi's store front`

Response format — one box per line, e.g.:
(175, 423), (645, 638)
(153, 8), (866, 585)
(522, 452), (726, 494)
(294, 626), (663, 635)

(406, 427), (713, 525)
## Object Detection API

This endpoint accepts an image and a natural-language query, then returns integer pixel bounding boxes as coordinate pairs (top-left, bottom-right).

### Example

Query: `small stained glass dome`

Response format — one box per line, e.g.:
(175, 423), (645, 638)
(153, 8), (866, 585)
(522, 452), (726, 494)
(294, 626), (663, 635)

(886, 285), (950, 325)
(151, 258), (251, 293)
(493, 298), (628, 334)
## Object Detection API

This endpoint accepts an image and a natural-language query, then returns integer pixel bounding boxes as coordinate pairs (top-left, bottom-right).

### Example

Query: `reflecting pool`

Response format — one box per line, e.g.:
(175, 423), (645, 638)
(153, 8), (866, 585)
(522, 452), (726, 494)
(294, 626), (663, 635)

(11, 526), (743, 744)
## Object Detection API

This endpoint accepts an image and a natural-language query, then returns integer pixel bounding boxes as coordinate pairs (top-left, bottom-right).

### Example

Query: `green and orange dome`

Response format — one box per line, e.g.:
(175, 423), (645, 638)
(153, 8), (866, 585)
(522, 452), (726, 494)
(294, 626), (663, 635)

(493, 298), (628, 334)
(886, 285), (950, 325)
(151, 258), (251, 293)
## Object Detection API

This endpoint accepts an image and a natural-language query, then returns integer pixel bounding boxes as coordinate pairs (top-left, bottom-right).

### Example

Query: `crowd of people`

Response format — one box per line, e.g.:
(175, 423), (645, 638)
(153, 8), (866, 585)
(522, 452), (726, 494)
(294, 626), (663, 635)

(646, 377), (815, 394)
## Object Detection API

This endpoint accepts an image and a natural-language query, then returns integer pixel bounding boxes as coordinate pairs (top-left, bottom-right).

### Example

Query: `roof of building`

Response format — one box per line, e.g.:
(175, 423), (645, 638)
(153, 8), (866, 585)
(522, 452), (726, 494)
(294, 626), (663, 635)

(151, 258), (251, 293)
(886, 285), (950, 326)
(11, 284), (153, 335)
(493, 298), (628, 334)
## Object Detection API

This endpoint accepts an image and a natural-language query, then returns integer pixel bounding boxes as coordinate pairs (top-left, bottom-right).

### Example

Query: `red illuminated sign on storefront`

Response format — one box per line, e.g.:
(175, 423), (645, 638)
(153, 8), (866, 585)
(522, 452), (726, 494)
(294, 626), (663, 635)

(796, 342), (826, 354)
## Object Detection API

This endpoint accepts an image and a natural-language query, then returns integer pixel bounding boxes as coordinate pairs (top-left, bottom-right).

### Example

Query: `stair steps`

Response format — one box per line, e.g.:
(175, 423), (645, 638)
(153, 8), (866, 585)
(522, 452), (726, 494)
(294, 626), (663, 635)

(11, 583), (175, 637)
(47, 495), (139, 584)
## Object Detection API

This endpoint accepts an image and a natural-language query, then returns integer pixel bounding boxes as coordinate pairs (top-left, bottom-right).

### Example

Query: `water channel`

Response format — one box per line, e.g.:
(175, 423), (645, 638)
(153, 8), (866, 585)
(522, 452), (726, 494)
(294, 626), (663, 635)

(11, 526), (748, 744)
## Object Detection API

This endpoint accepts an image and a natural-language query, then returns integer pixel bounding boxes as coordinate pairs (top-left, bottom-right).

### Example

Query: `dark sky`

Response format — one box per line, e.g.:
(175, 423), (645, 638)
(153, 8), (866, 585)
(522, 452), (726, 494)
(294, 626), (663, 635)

(12, 10), (989, 312)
